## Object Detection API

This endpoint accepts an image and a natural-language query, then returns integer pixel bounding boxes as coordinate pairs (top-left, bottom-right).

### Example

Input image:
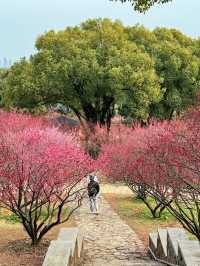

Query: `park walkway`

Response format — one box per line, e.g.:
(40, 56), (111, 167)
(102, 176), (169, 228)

(75, 196), (163, 266)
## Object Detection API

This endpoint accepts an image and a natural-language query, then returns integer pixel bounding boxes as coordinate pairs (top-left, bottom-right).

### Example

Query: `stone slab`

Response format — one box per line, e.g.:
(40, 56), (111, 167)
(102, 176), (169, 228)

(58, 227), (79, 254)
(167, 227), (188, 264)
(178, 240), (200, 266)
(42, 240), (72, 266)
(157, 229), (167, 259)
(149, 232), (158, 255)
(77, 230), (84, 258)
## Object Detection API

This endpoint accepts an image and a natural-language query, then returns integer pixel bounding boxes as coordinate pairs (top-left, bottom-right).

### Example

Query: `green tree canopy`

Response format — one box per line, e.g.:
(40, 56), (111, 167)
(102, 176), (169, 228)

(2, 19), (161, 127)
(127, 25), (200, 120)
(150, 42), (200, 119)
(2, 19), (200, 125)
(2, 60), (40, 110)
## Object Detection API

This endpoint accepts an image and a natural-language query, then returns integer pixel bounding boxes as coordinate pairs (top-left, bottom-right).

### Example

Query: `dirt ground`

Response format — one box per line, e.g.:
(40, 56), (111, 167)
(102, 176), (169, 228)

(0, 219), (75, 266)
(100, 183), (133, 195)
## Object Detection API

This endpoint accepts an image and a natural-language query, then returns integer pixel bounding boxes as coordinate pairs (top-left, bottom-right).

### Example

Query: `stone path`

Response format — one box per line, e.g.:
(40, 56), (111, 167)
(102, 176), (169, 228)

(75, 196), (164, 266)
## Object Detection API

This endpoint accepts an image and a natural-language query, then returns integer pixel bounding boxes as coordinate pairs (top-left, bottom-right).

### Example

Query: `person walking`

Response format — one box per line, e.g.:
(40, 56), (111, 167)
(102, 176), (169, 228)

(87, 174), (100, 214)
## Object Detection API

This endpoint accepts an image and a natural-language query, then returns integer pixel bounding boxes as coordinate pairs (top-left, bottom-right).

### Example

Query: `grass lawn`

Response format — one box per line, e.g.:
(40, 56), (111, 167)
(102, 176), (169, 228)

(103, 192), (181, 246)
(0, 209), (76, 266)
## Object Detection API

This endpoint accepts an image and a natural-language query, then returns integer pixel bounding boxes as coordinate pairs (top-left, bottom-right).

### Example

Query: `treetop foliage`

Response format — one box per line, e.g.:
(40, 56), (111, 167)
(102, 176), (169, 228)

(111, 0), (172, 12)
(1, 18), (200, 125)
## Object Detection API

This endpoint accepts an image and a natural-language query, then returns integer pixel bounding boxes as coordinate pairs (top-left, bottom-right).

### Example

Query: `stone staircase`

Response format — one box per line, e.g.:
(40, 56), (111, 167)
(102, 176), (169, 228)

(149, 228), (200, 266)
(42, 227), (83, 266)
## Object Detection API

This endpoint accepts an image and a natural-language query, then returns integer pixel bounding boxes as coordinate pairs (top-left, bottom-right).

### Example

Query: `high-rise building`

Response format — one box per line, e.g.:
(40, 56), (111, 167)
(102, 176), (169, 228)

(3, 58), (8, 68)
(0, 58), (12, 68)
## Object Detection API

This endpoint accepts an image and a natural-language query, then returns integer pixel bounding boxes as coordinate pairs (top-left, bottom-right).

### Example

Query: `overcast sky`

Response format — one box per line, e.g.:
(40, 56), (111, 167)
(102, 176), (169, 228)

(0, 0), (199, 62)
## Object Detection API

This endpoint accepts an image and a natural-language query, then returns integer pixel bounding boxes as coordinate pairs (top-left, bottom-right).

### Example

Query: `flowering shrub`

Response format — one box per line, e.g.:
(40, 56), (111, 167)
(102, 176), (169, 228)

(96, 121), (178, 217)
(138, 115), (200, 240)
(97, 110), (200, 239)
(0, 112), (93, 245)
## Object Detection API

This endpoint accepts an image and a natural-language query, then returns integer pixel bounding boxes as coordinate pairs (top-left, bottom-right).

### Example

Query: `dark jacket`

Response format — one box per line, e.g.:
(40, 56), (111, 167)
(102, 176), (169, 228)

(87, 180), (100, 197)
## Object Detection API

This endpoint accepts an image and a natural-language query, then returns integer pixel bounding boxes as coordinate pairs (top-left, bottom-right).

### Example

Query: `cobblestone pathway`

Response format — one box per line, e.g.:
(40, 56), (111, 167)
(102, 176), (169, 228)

(75, 196), (163, 266)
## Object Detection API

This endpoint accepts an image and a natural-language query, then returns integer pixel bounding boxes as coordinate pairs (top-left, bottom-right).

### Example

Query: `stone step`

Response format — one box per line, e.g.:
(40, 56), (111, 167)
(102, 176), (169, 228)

(149, 232), (158, 255)
(58, 227), (79, 246)
(58, 227), (83, 258)
(167, 227), (188, 265)
(157, 229), (167, 260)
(178, 240), (200, 266)
(42, 240), (72, 266)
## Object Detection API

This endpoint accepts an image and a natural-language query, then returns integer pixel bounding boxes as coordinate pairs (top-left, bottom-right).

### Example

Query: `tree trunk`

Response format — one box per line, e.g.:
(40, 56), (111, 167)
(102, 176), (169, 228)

(31, 237), (41, 246)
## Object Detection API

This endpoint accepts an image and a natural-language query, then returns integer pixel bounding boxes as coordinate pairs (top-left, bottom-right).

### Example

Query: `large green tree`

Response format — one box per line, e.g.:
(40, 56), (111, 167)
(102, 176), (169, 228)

(2, 19), (161, 128)
(2, 19), (199, 125)
(111, 0), (172, 12)
(126, 25), (200, 120)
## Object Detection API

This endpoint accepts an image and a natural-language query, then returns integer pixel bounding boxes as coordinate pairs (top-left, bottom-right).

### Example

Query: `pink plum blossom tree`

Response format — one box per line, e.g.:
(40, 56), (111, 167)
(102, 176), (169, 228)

(0, 112), (93, 245)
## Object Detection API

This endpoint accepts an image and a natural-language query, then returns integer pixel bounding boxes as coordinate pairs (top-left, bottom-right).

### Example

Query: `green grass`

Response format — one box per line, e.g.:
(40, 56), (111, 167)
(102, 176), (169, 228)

(118, 196), (176, 221)
(104, 193), (180, 246)
(0, 212), (20, 224)
(0, 206), (71, 225)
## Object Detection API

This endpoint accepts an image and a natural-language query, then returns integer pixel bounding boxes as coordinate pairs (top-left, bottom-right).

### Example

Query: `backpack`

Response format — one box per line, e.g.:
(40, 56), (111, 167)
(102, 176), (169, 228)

(90, 187), (97, 195)
(88, 181), (99, 197)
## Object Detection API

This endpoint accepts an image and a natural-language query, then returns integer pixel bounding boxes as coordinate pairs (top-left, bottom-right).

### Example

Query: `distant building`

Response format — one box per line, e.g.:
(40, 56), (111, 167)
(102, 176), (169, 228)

(0, 58), (12, 68)
(3, 58), (8, 68)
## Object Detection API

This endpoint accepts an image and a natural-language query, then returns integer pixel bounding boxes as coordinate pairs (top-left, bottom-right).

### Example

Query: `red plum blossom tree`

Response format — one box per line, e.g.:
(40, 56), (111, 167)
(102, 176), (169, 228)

(97, 122), (174, 218)
(0, 112), (93, 245)
(98, 111), (200, 239)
